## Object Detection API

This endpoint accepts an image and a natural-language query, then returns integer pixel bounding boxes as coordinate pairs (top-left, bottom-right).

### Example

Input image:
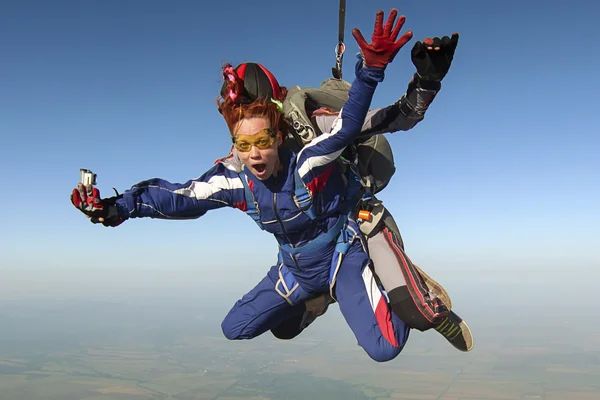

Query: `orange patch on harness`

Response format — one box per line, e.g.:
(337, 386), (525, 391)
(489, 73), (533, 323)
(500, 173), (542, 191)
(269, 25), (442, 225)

(311, 107), (339, 117)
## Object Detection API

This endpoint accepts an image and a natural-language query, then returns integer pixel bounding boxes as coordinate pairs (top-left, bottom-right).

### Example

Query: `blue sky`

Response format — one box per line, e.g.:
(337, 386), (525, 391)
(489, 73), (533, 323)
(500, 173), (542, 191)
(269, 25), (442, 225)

(1, 0), (598, 298)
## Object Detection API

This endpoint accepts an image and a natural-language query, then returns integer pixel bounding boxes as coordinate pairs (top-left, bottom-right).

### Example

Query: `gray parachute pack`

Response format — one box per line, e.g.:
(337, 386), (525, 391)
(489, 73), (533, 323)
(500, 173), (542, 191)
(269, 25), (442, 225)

(282, 77), (396, 197)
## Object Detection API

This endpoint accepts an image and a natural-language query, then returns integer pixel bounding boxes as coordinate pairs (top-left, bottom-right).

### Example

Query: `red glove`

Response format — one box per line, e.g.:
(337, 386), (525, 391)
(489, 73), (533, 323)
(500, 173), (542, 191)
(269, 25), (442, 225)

(352, 9), (413, 69)
(71, 183), (123, 227)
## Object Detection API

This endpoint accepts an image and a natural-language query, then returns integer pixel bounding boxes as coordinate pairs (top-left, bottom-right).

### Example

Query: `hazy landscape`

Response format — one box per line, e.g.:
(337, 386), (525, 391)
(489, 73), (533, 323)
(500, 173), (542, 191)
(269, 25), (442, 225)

(1, 270), (599, 400)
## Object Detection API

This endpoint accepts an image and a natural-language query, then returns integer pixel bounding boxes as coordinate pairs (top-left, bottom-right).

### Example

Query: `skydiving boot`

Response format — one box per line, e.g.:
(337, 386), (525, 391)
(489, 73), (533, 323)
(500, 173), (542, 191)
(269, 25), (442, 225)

(434, 309), (474, 352)
(413, 265), (473, 352)
(385, 264), (474, 352)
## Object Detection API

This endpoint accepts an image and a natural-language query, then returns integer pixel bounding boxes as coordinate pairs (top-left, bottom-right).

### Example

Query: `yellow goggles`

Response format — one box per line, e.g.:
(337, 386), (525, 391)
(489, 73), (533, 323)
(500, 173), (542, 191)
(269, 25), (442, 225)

(233, 128), (277, 152)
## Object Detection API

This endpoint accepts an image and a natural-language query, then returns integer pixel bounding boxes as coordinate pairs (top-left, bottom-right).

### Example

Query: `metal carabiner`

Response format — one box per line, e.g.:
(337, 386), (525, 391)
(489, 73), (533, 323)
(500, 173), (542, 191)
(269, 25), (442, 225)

(332, 42), (345, 79)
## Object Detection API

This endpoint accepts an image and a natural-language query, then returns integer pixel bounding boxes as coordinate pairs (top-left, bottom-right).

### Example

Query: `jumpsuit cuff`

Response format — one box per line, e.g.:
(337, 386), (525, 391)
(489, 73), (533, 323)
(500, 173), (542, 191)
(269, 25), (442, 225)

(354, 54), (386, 84)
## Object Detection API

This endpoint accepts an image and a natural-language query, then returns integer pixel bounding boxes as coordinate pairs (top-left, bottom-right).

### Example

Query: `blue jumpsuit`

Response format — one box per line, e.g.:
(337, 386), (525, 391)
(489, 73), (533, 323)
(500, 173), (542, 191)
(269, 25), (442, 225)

(112, 60), (410, 362)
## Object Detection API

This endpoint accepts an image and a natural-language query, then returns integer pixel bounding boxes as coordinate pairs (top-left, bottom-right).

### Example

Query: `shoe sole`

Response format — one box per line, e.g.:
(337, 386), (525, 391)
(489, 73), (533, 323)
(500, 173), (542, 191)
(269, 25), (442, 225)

(457, 318), (474, 352)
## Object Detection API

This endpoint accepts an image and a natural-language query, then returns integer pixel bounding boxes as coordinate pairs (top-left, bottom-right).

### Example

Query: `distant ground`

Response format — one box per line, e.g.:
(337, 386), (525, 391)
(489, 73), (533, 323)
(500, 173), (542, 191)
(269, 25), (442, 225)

(0, 297), (599, 399)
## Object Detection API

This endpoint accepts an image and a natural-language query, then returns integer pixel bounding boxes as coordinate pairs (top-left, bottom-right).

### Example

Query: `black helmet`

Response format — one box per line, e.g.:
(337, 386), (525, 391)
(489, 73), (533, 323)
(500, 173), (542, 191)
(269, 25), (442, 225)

(220, 62), (283, 104)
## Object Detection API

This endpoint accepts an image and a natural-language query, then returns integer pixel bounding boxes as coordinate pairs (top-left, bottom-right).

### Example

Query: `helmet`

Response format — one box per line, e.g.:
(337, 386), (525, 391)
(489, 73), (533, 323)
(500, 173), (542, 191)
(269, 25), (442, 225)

(220, 62), (283, 104)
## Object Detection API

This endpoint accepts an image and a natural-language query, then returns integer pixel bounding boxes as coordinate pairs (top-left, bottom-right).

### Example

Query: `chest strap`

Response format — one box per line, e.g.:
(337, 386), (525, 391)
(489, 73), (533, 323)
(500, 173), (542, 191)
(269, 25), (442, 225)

(293, 168), (317, 220)
(238, 170), (264, 230)
(277, 212), (348, 255)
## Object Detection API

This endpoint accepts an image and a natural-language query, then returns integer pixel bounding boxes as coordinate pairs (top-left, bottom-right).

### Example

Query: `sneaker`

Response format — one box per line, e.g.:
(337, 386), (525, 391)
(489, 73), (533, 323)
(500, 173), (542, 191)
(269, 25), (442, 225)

(434, 310), (474, 352)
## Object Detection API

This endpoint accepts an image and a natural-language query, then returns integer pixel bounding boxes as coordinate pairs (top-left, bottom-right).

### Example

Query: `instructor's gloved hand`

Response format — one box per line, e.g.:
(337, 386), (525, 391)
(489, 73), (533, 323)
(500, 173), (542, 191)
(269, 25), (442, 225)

(70, 183), (123, 227)
(411, 33), (459, 82)
(352, 8), (413, 69)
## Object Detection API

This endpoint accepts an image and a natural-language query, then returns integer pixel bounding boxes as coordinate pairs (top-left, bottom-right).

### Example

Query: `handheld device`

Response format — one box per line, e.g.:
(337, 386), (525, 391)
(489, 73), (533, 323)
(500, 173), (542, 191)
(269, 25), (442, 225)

(80, 168), (97, 187)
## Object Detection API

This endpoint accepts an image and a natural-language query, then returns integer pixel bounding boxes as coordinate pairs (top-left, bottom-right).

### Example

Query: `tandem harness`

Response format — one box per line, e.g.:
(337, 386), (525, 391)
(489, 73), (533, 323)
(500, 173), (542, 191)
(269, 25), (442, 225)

(237, 159), (364, 261)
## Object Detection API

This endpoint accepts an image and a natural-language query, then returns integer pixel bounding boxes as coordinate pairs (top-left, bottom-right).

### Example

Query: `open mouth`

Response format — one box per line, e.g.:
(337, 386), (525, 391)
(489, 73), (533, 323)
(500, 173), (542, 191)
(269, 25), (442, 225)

(253, 163), (267, 176)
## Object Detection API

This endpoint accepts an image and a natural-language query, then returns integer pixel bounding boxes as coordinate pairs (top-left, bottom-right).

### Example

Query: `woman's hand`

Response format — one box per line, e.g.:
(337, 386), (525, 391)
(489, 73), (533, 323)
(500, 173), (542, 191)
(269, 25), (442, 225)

(352, 8), (413, 69)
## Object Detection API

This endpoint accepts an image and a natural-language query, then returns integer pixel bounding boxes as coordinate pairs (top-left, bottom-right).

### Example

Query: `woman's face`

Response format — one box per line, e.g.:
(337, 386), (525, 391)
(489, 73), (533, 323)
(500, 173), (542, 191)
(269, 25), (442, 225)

(233, 117), (282, 180)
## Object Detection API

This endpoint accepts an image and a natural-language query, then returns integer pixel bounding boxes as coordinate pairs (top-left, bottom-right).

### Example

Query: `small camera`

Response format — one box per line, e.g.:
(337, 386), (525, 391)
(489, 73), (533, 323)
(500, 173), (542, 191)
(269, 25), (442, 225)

(80, 168), (97, 187)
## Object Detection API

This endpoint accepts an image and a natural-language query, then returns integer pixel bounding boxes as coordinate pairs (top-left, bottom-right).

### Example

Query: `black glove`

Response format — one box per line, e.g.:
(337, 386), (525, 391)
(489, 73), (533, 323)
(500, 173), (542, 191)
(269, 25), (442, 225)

(411, 32), (459, 83)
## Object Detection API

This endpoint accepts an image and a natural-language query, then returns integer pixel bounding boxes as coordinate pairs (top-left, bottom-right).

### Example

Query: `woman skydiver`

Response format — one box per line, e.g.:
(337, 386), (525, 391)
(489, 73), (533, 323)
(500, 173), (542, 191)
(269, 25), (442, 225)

(214, 34), (472, 352)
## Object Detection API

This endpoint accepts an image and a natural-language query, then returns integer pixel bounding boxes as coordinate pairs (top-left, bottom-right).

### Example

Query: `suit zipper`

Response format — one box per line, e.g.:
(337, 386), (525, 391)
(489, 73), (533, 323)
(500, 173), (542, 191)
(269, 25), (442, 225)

(273, 191), (292, 245)
(273, 183), (301, 269)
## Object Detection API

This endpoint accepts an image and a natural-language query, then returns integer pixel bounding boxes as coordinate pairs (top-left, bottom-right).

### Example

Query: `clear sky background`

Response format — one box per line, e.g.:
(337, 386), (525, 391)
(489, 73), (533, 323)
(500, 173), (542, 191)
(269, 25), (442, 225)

(0, 0), (598, 302)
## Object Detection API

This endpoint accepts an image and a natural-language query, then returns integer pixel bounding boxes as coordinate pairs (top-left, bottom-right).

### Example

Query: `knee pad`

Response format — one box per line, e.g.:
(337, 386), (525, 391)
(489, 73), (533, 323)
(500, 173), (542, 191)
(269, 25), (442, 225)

(388, 286), (435, 332)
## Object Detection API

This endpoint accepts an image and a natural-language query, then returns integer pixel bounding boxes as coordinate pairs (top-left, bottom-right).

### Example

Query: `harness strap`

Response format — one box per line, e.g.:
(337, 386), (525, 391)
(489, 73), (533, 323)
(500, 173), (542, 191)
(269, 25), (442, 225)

(277, 212), (347, 255)
(292, 169), (316, 220)
(281, 163), (362, 256)
(332, 0), (346, 79)
(238, 170), (264, 230)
